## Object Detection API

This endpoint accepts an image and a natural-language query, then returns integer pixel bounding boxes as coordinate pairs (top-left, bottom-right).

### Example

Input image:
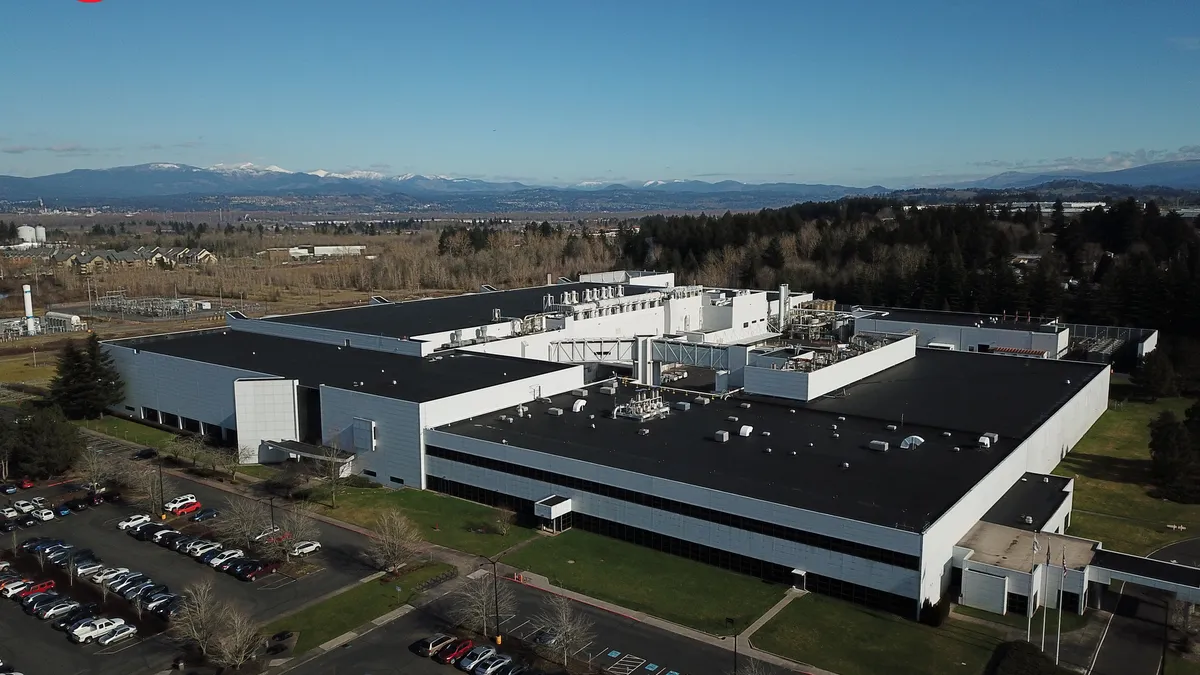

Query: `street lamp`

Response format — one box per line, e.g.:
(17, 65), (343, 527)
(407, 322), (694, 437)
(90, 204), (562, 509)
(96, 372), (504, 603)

(722, 619), (739, 675)
(157, 461), (166, 519)
(269, 496), (276, 529)
(483, 557), (501, 645)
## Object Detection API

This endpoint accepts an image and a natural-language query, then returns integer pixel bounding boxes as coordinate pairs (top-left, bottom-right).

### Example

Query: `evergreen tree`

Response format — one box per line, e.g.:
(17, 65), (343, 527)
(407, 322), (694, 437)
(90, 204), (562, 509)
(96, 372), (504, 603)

(83, 333), (124, 417)
(1132, 350), (1177, 400)
(48, 340), (88, 419)
(1149, 411), (1197, 502)
(47, 335), (124, 420)
(9, 404), (82, 478)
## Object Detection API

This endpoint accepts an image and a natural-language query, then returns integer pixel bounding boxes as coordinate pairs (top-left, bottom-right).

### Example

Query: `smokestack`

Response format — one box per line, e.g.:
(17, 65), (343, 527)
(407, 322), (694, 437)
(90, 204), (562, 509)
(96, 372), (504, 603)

(22, 284), (35, 336)
(779, 283), (789, 327)
(547, 273), (552, 286)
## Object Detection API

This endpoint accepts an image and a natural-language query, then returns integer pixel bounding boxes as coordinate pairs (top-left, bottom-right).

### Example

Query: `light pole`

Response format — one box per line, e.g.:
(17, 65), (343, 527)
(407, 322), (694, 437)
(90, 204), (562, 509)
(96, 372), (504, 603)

(483, 557), (501, 645)
(723, 619), (739, 675)
(269, 496), (276, 529)
(157, 461), (166, 519)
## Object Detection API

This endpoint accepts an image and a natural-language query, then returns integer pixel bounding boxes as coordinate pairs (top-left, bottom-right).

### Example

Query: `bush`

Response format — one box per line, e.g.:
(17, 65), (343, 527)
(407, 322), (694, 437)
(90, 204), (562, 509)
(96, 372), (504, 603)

(919, 599), (951, 627)
(986, 641), (1073, 675)
(343, 475), (381, 489)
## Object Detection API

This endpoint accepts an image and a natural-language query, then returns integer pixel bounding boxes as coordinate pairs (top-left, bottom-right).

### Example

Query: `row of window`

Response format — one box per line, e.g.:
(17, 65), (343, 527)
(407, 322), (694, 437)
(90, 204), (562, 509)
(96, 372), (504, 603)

(426, 475), (918, 616)
(426, 446), (920, 570)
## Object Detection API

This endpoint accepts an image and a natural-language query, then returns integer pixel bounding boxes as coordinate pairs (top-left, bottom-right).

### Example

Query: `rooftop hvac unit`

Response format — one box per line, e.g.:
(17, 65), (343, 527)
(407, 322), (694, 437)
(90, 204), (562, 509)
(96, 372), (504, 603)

(694, 397), (711, 405)
(885, 424), (898, 431)
(548, 407), (564, 416)
(638, 428), (650, 436)
(760, 431), (771, 437)
(952, 446), (961, 452)
(841, 462), (850, 469)
(739, 402), (751, 409)
(1042, 476), (1050, 483)
(572, 389), (589, 397)
(837, 416), (846, 421)
(674, 401), (691, 411)
(738, 425), (754, 437)
(977, 436), (991, 448)
(832, 433), (840, 438)
(983, 432), (1000, 445)
(571, 400), (587, 413)
(868, 440), (889, 452)
(900, 435), (925, 449)
(599, 386), (617, 395)
(714, 430), (730, 443)
(1022, 515), (1034, 525)
(941, 431), (952, 437)
(727, 416), (739, 422)
(830, 424), (838, 430)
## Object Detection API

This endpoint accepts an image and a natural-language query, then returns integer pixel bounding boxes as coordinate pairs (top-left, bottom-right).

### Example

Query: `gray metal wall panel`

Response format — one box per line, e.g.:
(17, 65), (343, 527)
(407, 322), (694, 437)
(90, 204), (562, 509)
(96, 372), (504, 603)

(961, 569), (1008, 615)
(319, 386), (424, 487)
(426, 455), (921, 598)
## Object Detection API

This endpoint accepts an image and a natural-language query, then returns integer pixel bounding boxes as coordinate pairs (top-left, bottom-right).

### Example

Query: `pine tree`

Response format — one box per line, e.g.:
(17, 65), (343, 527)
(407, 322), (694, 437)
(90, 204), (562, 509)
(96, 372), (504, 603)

(48, 340), (88, 419)
(82, 333), (124, 418)
(1133, 350), (1177, 401)
(1149, 411), (1197, 502)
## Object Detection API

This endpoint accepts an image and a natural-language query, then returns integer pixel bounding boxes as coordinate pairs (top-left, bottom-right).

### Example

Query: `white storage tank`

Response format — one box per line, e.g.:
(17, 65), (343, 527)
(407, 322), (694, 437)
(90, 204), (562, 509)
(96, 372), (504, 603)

(16, 225), (36, 243)
(34, 225), (46, 243)
(44, 312), (83, 328)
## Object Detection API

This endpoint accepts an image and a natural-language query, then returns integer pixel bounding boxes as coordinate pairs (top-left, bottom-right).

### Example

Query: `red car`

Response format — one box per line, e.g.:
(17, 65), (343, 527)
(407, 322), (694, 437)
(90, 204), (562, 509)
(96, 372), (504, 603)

(18, 579), (54, 598)
(239, 560), (282, 581)
(172, 501), (202, 516)
(435, 639), (474, 664)
(17, 477), (33, 489)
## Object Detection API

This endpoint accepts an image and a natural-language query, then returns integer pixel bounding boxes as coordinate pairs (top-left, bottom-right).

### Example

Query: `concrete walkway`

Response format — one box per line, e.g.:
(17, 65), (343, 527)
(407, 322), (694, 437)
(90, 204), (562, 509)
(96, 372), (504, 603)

(741, 588), (805, 640)
(512, 571), (832, 675)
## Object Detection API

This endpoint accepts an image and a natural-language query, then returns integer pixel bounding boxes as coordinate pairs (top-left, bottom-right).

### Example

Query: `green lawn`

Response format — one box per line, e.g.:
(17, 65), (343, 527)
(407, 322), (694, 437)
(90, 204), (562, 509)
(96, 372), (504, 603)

(753, 594), (1005, 675)
(234, 463), (280, 480)
(311, 487), (535, 557)
(263, 562), (454, 655)
(1051, 392), (1199, 555)
(501, 529), (784, 635)
(0, 355), (56, 386)
(74, 415), (178, 448)
(1167, 652), (1200, 675)
(955, 605), (1091, 634)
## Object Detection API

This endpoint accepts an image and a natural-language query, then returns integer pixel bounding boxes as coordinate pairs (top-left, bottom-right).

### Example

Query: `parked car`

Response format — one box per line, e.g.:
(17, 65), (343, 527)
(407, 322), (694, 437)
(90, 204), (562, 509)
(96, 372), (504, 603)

(162, 494), (197, 512)
(170, 536), (199, 553)
(54, 504), (72, 517)
(0, 578), (31, 594)
(150, 529), (179, 544)
(0, 562), (10, 573)
(436, 639), (475, 665)
(171, 501), (202, 516)
(121, 580), (156, 601)
(0, 508), (16, 519)
(182, 539), (214, 555)
(413, 633), (457, 657)
(110, 574), (147, 593)
(17, 477), (33, 489)
(0, 520), (19, 532)
(68, 617), (126, 644)
(64, 498), (90, 512)
(97, 624), (137, 646)
(144, 593), (176, 612)
(459, 645), (497, 672)
(237, 560), (281, 581)
(132, 448), (158, 460)
(50, 603), (98, 630)
(30, 497), (44, 508)
(16, 580), (55, 598)
(18, 537), (52, 552)
(24, 592), (62, 614)
(74, 561), (104, 576)
(156, 531), (187, 547)
(290, 541), (321, 557)
(31, 509), (54, 522)
(15, 515), (37, 529)
(117, 514), (151, 530)
(208, 549), (244, 568)
(189, 507), (219, 522)
(38, 599), (81, 620)
(135, 524), (171, 541)
(91, 567), (129, 584)
(224, 558), (258, 574)
(189, 541), (222, 558)
(79, 482), (105, 494)
(12, 501), (35, 514)
(0, 485), (16, 495)
(475, 654), (513, 675)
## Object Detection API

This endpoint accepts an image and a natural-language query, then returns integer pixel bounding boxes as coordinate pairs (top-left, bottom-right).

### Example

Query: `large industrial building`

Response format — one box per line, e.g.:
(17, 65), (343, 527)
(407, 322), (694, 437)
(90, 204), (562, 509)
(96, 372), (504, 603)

(104, 271), (1198, 620)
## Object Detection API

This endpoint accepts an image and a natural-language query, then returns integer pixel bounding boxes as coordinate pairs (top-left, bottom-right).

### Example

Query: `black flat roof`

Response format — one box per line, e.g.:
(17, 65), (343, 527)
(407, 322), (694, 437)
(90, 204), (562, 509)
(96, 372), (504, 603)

(261, 282), (655, 339)
(858, 306), (1062, 333)
(110, 329), (574, 403)
(435, 350), (1106, 531)
(1092, 550), (1200, 588)
(981, 473), (1072, 532)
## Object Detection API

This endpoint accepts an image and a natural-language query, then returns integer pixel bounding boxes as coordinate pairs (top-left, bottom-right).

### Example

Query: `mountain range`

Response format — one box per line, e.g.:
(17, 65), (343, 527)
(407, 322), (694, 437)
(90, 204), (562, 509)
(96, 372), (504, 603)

(0, 160), (1197, 212)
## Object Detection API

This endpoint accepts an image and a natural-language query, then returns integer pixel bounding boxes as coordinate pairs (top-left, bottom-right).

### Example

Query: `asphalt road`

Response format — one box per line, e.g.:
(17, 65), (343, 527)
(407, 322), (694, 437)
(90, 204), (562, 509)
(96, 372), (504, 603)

(294, 577), (752, 675)
(1090, 584), (1168, 675)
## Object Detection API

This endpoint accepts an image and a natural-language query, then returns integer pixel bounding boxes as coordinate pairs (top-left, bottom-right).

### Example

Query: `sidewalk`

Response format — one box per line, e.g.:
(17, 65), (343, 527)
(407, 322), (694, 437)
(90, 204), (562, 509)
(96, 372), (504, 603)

(510, 571), (832, 675)
(87, 427), (830, 674)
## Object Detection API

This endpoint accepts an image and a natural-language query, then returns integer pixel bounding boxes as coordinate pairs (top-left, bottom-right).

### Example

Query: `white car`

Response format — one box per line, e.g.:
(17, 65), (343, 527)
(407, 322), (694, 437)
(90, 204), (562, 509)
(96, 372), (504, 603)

(0, 507), (16, 519)
(182, 539), (212, 555)
(290, 541), (321, 557)
(459, 646), (496, 671)
(30, 497), (45, 508)
(31, 509), (54, 522)
(474, 654), (513, 675)
(39, 599), (81, 619)
(97, 624), (137, 646)
(75, 561), (105, 576)
(68, 617), (125, 644)
(105, 571), (141, 590)
(1, 580), (32, 597)
(208, 549), (244, 568)
(117, 514), (151, 530)
(91, 567), (130, 583)
(0, 561), (11, 572)
(162, 494), (197, 512)
(12, 501), (35, 514)
(190, 541), (222, 558)
(253, 525), (282, 541)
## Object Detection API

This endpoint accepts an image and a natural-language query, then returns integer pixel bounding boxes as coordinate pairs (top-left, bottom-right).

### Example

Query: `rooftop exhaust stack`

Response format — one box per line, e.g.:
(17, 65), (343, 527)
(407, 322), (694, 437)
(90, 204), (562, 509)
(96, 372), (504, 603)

(779, 283), (789, 327)
(22, 285), (35, 335)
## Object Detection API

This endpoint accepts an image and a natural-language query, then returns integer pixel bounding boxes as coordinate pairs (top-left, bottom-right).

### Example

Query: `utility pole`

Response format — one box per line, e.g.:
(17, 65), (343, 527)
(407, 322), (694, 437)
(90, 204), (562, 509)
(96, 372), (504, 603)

(157, 461), (165, 519)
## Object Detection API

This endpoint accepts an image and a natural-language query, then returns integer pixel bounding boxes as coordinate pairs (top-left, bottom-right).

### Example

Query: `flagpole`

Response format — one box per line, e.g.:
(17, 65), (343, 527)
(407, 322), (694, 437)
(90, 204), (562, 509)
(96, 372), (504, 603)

(1041, 542), (1048, 651)
(1056, 549), (1066, 665)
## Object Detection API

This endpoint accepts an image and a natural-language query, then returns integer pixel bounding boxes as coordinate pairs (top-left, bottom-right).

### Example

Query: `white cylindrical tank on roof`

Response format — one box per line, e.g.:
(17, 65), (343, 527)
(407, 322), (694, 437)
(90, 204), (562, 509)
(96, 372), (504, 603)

(34, 225), (46, 243)
(16, 225), (35, 243)
(45, 311), (83, 328)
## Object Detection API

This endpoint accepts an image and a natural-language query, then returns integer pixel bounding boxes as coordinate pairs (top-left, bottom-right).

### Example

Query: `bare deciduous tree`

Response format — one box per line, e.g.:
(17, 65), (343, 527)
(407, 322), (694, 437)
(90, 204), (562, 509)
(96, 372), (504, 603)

(75, 448), (116, 489)
(125, 462), (174, 513)
(215, 497), (272, 551)
(447, 573), (516, 638)
(731, 658), (778, 675)
(366, 510), (423, 572)
(214, 448), (241, 479)
(533, 594), (595, 666)
(212, 604), (262, 669)
(318, 442), (348, 509)
(494, 509), (516, 536)
(267, 503), (321, 560)
(167, 435), (206, 467)
(169, 578), (225, 657)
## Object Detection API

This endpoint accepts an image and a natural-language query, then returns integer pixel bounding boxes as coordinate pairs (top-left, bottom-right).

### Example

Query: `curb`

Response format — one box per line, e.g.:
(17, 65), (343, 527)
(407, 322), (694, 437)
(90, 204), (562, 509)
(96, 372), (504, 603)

(505, 574), (638, 622)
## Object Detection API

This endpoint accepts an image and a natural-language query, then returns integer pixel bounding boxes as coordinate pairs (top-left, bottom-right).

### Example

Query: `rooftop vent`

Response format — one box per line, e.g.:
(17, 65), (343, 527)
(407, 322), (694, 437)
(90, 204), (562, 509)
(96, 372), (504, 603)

(739, 402), (751, 409)
(983, 432), (1000, 444)
(832, 432), (840, 438)
(501, 439), (508, 445)
(900, 435), (925, 449)
(1022, 515), (1034, 525)
(1065, 379), (1071, 385)
(638, 428), (650, 436)
(599, 386), (617, 396)
(694, 397), (711, 406)
(841, 462), (850, 469)
(790, 409), (796, 414)
(886, 424), (898, 431)
(572, 400), (587, 413)
(674, 401), (691, 412)
(942, 431), (952, 437)
(714, 430), (730, 443)
(760, 431), (771, 437)
(572, 389), (589, 397)
(1042, 476), (1050, 483)
(764, 447), (772, 454)
(868, 440), (889, 452)
(547, 407), (564, 416)
(738, 425), (754, 437)
(977, 436), (991, 448)
(837, 416), (846, 421)
(952, 446), (961, 452)
(830, 424), (838, 431)
(727, 416), (739, 422)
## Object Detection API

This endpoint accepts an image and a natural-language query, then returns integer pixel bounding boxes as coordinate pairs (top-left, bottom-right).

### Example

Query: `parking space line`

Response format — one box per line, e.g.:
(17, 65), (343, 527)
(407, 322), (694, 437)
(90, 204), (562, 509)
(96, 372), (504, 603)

(96, 638), (144, 655)
(573, 641), (592, 657)
(608, 654), (647, 675)
(509, 619), (529, 634)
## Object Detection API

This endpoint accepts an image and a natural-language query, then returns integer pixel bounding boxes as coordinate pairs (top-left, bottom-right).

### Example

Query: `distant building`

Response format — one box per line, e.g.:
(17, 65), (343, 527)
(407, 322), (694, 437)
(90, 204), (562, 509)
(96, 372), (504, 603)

(259, 245), (367, 261)
(50, 246), (216, 274)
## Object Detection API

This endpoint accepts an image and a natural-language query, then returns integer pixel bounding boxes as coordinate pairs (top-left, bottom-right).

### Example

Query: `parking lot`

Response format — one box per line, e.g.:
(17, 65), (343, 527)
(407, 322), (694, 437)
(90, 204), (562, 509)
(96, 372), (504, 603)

(0, 472), (376, 674)
(298, 577), (747, 675)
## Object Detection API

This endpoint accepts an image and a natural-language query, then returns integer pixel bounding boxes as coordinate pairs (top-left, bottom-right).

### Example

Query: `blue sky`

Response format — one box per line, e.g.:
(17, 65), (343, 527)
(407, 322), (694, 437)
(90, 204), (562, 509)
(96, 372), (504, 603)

(1, 0), (1197, 186)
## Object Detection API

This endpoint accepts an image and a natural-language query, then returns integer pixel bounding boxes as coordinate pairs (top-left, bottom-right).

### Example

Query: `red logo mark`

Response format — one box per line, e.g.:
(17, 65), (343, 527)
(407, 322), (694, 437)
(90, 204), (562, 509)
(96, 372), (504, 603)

(79, 0), (103, 3)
